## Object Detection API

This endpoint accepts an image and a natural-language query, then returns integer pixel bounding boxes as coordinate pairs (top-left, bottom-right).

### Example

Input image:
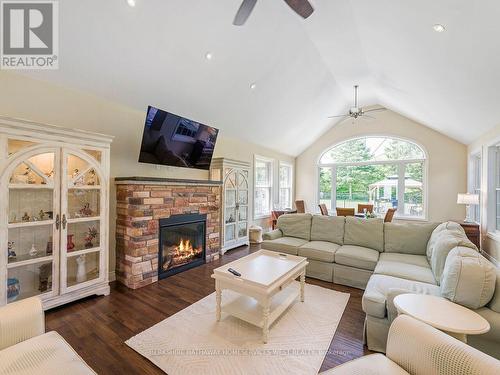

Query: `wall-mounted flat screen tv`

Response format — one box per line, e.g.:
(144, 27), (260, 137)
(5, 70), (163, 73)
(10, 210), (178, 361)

(139, 106), (219, 170)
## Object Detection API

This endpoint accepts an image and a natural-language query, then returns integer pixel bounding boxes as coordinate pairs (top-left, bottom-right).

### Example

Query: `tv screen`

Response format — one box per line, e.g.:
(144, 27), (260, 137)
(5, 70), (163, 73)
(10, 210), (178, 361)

(138, 106), (219, 170)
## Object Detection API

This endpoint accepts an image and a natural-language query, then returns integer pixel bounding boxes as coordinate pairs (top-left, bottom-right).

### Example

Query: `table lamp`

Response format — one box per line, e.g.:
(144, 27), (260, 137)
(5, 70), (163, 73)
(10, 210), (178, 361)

(457, 193), (479, 222)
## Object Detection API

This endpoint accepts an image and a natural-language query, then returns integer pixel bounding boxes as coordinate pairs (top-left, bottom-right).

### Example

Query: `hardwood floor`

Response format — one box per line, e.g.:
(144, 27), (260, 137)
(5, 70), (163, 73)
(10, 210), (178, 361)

(46, 245), (371, 374)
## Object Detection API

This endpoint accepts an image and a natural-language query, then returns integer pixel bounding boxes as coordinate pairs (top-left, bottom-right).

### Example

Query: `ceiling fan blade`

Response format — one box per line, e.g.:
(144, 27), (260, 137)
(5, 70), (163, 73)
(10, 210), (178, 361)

(328, 114), (348, 119)
(283, 0), (314, 19)
(363, 108), (387, 114)
(233, 0), (258, 26)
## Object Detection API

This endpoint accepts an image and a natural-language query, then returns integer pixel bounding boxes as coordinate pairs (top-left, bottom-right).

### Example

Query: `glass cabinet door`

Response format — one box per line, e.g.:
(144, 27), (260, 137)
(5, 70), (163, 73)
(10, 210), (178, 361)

(6, 150), (59, 303)
(224, 171), (237, 243)
(60, 150), (104, 292)
(236, 171), (249, 239)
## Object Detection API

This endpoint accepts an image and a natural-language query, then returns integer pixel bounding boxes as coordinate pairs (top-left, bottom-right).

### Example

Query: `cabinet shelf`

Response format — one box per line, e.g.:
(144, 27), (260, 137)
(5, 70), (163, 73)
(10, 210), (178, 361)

(67, 216), (101, 224)
(7, 254), (53, 269)
(8, 220), (54, 229)
(68, 185), (101, 190)
(8, 184), (54, 190)
(66, 246), (100, 258)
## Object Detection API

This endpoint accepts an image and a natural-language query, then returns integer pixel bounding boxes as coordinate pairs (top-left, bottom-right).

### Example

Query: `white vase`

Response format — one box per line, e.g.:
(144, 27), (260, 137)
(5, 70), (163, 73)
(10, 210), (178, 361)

(76, 255), (87, 283)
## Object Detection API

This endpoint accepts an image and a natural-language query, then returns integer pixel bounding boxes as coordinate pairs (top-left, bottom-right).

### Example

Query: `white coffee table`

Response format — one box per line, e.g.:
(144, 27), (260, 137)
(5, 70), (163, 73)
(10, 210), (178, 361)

(394, 293), (490, 343)
(211, 249), (308, 343)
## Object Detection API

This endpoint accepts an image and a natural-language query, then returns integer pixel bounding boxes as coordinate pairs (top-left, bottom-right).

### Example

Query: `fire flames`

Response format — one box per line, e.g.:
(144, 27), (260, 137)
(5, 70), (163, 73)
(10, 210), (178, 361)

(164, 238), (203, 270)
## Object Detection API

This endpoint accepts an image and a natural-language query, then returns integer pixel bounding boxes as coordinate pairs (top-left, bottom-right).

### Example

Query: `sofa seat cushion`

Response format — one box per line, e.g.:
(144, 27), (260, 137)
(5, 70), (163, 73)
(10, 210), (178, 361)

(262, 237), (308, 255)
(319, 353), (409, 375)
(0, 331), (96, 374)
(375, 254), (437, 285)
(335, 245), (379, 271)
(378, 253), (430, 268)
(298, 241), (340, 263)
(363, 275), (440, 319)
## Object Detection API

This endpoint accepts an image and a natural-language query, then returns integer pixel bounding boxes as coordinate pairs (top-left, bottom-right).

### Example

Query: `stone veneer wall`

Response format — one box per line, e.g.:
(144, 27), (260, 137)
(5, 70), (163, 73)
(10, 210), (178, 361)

(115, 179), (221, 289)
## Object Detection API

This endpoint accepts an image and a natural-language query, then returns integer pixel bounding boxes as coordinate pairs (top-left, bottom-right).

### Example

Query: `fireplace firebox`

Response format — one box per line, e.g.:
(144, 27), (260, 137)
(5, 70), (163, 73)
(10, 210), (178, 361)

(158, 213), (206, 279)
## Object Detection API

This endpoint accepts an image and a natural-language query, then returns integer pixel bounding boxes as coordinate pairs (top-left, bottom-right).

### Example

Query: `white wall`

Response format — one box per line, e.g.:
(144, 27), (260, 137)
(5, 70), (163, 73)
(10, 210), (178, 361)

(296, 109), (467, 222)
(468, 123), (500, 261)
(0, 72), (294, 275)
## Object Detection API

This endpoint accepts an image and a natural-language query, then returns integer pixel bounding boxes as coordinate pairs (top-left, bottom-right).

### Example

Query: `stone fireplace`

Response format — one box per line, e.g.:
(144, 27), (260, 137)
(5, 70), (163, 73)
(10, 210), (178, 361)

(115, 177), (221, 289)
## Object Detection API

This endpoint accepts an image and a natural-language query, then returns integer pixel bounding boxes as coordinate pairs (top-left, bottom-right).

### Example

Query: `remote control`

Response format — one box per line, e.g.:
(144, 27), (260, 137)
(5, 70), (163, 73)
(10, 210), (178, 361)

(228, 268), (241, 277)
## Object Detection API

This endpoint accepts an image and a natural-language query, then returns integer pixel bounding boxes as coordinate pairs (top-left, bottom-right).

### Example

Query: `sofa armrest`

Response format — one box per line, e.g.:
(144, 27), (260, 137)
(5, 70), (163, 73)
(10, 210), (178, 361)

(387, 315), (500, 374)
(0, 297), (45, 350)
(263, 229), (283, 241)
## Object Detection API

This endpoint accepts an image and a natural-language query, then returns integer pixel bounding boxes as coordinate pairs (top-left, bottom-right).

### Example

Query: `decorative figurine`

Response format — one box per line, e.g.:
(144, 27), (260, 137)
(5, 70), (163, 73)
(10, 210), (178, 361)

(84, 226), (98, 248)
(7, 241), (16, 260)
(67, 234), (75, 252)
(79, 203), (93, 217)
(10, 213), (17, 223)
(22, 212), (30, 222)
(86, 169), (96, 185)
(7, 278), (20, 303)
(76, 255), (87, 283)
(38, 263), (52, 293)
(46, 236), (53, 256)
(73, 168), (84, 186)
(29, 244), (38, 257)
(26, 167), (35, 184)
(38, 210), (46, 221)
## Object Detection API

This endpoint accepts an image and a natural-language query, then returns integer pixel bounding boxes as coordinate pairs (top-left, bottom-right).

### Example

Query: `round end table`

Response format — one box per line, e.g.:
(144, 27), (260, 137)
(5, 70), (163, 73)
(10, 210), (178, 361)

(393, 293), (490, 343)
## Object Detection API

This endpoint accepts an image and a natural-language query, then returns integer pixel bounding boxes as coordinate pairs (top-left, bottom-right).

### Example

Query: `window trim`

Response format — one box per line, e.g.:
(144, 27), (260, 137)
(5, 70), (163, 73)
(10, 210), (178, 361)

(486, 144), (500, 235)
(253, 155), (274, 220)
(316, 135), (428, 220)
(468, 152), (482, 224)
(278, 161), (294, 210)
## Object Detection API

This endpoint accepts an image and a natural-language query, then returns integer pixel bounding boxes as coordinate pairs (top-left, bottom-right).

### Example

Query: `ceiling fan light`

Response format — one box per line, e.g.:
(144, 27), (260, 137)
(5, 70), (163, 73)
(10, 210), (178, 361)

(433, 24), (445, 33)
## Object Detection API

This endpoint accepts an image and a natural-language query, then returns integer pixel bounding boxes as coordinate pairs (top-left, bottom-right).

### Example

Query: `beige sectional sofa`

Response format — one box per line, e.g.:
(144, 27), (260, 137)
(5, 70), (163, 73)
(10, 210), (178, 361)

(262, 213), (500, 359)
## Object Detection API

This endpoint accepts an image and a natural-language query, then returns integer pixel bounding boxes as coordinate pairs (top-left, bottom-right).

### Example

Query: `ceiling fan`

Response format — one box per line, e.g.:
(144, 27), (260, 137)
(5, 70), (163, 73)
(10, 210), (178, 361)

(329, 85), (386, 122)
(233, 0), (314, 26)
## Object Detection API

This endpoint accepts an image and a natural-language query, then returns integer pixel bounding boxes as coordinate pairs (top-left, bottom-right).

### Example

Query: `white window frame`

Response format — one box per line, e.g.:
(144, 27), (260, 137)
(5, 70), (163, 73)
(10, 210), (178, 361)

(253, 155), (274, 219)
(468, 152), (482, 224)
(487, 145), (500, 235)
(278, 161), (293, 210)
(317, 136), (428, 220)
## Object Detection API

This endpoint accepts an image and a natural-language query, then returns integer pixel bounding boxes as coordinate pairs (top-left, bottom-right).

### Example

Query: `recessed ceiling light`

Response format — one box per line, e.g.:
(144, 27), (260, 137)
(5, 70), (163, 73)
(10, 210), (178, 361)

(205, 52), (213, 60)
(250, 83), (257, 90)
(127, 0), (136, 7)
(433, 24), (445, 33)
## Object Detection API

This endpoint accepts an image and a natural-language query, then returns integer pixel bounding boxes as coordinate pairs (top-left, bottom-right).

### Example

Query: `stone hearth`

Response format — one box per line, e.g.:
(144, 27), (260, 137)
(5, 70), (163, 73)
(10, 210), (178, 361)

(115, 177), (222, 289)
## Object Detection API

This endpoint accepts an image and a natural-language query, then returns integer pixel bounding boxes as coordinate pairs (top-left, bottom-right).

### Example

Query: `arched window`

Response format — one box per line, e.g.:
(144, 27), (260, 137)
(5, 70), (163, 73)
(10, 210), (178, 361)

(318, 137), (427, 219)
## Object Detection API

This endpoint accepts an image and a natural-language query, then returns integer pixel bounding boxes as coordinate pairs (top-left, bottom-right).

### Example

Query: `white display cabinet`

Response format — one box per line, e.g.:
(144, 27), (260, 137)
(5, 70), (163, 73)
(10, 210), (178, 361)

(210, 158), (251, 254)
(0, 116), (113, 309)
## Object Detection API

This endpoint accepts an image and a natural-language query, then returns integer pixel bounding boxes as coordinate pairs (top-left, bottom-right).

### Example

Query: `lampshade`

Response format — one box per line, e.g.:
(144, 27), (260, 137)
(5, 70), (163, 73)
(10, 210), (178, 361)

(457, 193), (479, 205)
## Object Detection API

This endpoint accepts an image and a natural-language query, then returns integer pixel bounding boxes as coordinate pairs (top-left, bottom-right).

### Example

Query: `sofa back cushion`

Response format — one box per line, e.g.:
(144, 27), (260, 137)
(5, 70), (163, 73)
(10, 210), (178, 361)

(344, 217), (384, 252)
(426, 221), (464, 261)
(277, 213), (312, 241)
(384, 222), (439, 255)
(310, 215), (345, 245)
(440, 247), (496, 309)
(430, 231), (477, 285)
(488, 267), (500, 313)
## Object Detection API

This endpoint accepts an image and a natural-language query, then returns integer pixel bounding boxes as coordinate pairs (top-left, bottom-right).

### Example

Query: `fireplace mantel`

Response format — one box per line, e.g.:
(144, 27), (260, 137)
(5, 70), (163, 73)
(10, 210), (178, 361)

(115, 177), (221, 289)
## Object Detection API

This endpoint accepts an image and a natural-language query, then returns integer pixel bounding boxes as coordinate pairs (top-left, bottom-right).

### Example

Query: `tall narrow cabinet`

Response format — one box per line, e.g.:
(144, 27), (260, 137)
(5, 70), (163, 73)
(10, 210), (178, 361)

(0, 117), (113, 309)
(210, 158), (251, 254)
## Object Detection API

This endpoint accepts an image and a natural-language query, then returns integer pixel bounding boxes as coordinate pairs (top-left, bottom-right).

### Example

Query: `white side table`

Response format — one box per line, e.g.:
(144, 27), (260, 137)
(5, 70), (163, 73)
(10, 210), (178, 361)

(394, 293), (490, 343)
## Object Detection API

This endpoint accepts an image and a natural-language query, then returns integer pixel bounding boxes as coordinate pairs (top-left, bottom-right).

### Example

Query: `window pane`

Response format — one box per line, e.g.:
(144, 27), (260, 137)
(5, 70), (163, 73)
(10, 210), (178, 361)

(255, 161), (270, 187)
(279, 188), (291, 209)
(336, 164), (397, 215)
(320, 137), (425, 164)
(279, 165), (290, 188)
(404, 162), (424, 217)
(319, 167), (332, 210)
(254, 187), (270, 217)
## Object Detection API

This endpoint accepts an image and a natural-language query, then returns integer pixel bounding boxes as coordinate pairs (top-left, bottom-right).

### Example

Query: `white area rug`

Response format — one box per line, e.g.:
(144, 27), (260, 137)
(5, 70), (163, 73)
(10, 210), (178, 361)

(126, 282), (349, 375)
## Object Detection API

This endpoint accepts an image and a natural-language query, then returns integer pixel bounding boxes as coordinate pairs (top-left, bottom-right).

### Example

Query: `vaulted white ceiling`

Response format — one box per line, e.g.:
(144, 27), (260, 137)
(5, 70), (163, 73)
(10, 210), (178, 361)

(23, 0), (500, 156)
